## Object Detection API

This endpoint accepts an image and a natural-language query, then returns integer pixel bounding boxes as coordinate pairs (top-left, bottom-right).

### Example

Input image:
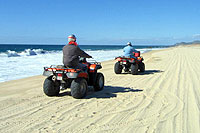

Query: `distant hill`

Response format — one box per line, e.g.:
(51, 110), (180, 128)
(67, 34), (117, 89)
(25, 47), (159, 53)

(174, 40), (200, 46)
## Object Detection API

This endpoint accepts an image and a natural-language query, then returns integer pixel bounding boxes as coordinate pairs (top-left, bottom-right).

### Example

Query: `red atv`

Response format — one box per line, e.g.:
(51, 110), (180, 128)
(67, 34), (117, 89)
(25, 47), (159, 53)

(43, 58), (104, 99)
(114, 51), (145, 75)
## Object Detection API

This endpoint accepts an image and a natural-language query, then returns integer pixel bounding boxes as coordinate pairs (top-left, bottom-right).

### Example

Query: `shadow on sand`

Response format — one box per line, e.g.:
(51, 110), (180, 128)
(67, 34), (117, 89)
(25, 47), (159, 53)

(138, 70), (163, 75)
(120, 70), (163, 75)
(58, 86), (143, 99)
(85, 86), (143, 99)
(58, 91), (71, 97)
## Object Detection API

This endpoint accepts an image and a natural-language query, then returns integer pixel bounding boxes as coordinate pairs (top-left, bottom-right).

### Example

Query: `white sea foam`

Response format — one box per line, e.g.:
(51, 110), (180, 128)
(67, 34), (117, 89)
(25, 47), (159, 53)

(0, 47), (164, 82)
(7, 50), (20, 57)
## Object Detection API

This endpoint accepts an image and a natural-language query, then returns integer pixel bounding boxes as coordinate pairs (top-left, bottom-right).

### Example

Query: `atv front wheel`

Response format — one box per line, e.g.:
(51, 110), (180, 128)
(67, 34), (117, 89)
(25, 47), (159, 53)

(43, 76), (60, 96)
(114, 62), (122, 74)
(70, 78), (88, 99)
(139, 62), (145, 72)
(94, 73), (104, 91)
(130, 64), (138, 75)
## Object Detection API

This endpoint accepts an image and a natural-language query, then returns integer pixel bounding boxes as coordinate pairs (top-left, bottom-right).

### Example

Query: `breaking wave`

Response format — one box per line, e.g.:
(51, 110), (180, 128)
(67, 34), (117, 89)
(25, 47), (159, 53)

(0, 49), (47, 57)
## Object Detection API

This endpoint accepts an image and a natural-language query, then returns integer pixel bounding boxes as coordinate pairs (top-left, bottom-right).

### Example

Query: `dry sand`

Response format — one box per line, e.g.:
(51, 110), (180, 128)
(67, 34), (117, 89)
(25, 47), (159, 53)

(0, 45), (200, 133)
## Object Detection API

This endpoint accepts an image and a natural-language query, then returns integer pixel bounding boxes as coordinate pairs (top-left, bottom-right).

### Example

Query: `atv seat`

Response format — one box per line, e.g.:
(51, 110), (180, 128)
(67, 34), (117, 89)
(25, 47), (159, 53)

(65, 64), (88, 72)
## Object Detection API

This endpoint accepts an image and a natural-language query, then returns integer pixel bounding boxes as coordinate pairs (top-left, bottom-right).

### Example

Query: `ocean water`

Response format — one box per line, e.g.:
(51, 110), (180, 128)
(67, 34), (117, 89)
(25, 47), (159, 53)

(0, 44), (168, 82)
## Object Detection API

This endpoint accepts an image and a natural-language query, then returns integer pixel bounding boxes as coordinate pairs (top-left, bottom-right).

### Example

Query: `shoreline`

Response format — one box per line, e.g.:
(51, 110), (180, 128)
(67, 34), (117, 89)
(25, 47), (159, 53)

(0, 46), (167, 83)
(1, 43), (197, 84)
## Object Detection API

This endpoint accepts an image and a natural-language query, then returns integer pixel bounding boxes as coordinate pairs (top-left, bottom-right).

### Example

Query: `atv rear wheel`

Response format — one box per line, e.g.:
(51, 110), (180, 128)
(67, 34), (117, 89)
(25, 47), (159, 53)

(139, 62), (145, 72)
(70, 78), (88, 99)
(114, 62), (122, 74)
(130, 64), (138, 75)
(43, 76), (60, 96)
(94, 73), (104, 91)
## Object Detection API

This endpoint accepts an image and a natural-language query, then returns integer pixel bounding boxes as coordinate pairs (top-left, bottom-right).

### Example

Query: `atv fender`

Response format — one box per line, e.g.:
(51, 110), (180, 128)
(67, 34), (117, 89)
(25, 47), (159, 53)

(43, 70), (53, 77)
(77, 72), (88, 79)
(115, 57), (122, 62)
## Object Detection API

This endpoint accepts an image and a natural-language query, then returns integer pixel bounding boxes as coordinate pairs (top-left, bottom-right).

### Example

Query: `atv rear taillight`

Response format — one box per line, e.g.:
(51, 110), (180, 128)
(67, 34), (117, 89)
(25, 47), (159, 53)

(57, 73), (63, 80)
(69, 73), (74, 76)
(89, 64), (96, 70)
(57, 73), (62, 76)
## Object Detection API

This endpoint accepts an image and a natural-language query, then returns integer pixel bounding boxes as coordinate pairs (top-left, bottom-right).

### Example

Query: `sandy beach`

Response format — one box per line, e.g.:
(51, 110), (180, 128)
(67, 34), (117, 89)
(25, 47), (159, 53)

(0, 44), (200, 133)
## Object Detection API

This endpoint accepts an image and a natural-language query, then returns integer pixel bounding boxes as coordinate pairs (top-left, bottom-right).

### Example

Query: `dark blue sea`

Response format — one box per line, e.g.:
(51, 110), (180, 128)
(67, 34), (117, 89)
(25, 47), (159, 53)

(0, 44), (168, 53)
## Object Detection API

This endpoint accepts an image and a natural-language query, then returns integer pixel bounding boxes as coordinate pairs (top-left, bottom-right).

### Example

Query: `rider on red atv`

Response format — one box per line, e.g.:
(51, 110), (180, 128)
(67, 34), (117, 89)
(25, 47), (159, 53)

(123, 42), (138, 58)
(42, 34), (104, 99)
(63, 34), (92, 71)
(114, 42), (145, 75)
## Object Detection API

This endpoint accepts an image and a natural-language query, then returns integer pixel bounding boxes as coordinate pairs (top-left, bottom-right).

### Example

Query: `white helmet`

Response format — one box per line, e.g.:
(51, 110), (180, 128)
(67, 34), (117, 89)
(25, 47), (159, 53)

(68, 34), (76, 42)
(127, 42), (132, 46)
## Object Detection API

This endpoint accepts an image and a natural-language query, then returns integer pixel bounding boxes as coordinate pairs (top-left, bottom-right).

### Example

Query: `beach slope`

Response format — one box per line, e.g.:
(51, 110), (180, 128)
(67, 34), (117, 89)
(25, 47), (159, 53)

(0, 45), (200, 132)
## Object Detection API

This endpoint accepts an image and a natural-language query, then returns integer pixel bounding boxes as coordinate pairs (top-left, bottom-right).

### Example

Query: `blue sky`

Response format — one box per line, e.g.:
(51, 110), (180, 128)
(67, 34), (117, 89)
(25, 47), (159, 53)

(0, 0), (200, 45)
